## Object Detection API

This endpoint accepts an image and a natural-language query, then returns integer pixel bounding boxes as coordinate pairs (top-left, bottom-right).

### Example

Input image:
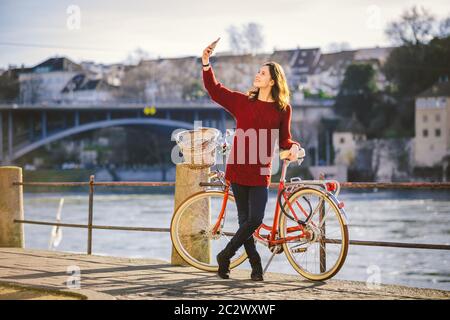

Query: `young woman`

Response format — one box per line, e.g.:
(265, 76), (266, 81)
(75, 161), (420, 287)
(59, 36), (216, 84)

(202, 38), (301, 281)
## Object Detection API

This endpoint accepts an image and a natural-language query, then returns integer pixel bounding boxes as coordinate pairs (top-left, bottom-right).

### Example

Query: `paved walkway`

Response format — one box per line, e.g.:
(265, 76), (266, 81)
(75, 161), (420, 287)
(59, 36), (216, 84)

(0, 248), (448, 300)
(0, 283), (81, 300)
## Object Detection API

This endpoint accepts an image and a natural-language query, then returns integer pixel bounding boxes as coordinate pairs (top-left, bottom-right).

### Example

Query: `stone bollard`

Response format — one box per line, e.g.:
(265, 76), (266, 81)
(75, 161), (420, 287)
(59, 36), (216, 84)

(171, 163), (211, 266)
(0, 166), (24, 247)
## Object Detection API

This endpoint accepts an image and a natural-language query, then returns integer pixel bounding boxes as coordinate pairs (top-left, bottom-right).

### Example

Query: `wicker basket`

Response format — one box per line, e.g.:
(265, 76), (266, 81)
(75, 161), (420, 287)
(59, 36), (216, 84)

(175, 127), (220, 169)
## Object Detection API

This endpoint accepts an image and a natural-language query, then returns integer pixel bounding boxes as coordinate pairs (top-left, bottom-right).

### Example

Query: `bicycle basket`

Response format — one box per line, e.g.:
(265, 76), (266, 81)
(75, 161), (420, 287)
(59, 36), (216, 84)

(174, 127), (220, 169)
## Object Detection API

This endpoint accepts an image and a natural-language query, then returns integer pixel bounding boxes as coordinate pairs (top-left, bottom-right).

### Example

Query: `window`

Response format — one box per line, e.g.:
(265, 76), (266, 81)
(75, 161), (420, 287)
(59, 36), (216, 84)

(417, 98), (446, 109)
(340, 137), (345, 144)
(436, 114), (441, 122)
(423, 115), (428, 122)
(435, 128), (441, 137)
(423, 129), (428, 137)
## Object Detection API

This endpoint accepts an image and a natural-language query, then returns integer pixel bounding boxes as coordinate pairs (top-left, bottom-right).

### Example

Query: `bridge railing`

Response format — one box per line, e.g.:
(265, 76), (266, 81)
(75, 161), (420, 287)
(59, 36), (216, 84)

(0, 99), (217, 109)
(8, 176), (450, 255)
(0, 98), (333, 109)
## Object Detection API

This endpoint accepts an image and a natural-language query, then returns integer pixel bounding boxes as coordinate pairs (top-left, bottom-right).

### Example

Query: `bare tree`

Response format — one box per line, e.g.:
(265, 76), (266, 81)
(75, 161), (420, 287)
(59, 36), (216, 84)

(125, 47), (153, 65)
(243, 23), (265, 55)
(227, 22), (265, 55)
(385, 6), (435, 45)
(325, 42), (352, 53)
(439, 16), (450, 37)
(21, 76), (43, 104)
(117, 57), (199, 103)
(227, 25), (245, 54)
(116, 63), (155, 102)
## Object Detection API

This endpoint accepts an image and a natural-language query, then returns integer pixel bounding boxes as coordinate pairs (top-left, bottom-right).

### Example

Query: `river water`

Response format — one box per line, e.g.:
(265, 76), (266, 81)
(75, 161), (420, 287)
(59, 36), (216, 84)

(22, 189), (450, 291)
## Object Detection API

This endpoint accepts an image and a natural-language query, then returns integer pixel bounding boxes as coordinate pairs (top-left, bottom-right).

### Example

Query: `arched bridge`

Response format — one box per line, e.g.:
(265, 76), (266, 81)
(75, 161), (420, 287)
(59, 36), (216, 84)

(0, 102), (231, 164)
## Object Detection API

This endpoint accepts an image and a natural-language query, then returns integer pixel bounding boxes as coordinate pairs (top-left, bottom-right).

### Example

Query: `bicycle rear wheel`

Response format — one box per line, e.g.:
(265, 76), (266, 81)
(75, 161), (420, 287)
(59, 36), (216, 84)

(279, 187), (349, 281)
(170, 190), (247, 272)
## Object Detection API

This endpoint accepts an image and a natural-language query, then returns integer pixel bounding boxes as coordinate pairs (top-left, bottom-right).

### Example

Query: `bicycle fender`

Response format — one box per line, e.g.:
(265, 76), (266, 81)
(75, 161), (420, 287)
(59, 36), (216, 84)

(327, 192), (349, 225)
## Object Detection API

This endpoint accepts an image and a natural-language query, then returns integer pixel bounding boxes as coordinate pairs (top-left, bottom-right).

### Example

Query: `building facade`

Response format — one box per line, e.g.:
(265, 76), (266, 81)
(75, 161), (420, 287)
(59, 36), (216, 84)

(414, 80), (450, 167)
(19, 57), (83, 104)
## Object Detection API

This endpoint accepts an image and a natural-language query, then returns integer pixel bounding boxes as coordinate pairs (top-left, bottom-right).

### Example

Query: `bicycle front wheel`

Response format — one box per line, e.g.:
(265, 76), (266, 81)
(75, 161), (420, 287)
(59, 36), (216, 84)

(279, 187), (349, 281)
(170, 190), (247, 272)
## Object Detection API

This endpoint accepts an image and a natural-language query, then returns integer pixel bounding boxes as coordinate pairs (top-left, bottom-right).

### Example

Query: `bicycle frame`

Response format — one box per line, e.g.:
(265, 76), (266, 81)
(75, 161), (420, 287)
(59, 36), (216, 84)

(210, 158), (322, 247)
(254, 159), (310, 247)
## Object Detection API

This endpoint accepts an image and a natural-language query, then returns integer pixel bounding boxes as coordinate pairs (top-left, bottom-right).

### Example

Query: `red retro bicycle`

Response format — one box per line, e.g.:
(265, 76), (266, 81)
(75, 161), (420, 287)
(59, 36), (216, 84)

(171, 130), (349, 281)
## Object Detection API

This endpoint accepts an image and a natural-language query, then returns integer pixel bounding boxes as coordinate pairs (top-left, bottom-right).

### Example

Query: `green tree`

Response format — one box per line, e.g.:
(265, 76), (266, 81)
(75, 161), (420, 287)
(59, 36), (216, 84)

(334, 63), (399, 138)
(385, 6), (435, 46)
(334, 63), (377, 128)
(182, 80), (206, 101)
(0, 71), (19, 101)
(382, 37), (450, 97)
(382, 6), (450, 137)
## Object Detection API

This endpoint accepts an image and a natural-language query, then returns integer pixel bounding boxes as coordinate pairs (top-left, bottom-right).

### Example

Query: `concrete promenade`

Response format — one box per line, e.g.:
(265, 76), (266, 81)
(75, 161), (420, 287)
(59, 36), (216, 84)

(0, 248), (448, 300)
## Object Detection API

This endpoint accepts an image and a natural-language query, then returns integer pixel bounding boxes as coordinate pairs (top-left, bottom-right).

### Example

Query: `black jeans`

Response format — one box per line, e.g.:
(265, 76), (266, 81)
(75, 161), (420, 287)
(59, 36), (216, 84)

(224, 182), (269, 260)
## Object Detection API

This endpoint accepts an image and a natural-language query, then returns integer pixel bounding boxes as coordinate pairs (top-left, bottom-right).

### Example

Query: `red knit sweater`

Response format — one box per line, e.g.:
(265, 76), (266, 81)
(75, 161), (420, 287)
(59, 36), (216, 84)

(202, 66), (301, 187)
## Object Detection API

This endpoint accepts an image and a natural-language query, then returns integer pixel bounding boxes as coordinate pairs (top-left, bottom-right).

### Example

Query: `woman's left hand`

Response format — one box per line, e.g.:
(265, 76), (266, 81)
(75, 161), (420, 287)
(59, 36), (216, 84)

(287, 144), (300, 161)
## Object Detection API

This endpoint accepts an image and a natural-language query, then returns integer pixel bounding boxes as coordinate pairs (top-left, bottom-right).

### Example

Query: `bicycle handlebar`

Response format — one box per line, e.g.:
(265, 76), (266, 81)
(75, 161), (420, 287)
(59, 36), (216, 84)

(214, 136), (306, 166)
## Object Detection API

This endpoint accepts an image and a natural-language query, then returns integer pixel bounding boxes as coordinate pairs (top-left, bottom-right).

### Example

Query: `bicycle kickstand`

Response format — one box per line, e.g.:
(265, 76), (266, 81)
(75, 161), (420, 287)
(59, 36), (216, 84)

(263, 250), (277, 275)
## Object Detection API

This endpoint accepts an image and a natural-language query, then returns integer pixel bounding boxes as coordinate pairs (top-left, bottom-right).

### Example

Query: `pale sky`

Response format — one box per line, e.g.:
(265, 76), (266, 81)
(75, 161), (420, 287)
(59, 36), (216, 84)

(0, 0), (449, 69)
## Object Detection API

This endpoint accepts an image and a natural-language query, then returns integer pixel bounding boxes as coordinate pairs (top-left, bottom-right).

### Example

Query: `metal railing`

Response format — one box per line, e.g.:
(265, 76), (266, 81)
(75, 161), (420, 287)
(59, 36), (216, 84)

(12, 176), (450, 255)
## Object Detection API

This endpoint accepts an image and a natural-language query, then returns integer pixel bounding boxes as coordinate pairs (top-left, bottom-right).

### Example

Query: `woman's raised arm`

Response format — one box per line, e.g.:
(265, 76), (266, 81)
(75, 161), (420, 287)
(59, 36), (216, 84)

(201, 39), (242, 118)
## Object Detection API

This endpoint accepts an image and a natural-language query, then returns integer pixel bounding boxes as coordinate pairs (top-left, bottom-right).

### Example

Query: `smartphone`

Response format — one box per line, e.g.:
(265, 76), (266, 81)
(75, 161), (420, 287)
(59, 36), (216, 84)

(211, 37), (220, 49)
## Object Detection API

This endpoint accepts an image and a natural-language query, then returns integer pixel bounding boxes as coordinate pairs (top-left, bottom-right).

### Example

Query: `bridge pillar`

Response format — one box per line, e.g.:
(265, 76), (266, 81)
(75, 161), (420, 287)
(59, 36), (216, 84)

(28, 114), (35, 141)
(74, 111), (80, 126)
(62, 112), (67, 129)
(41, 111), (47, 139)
(0, 166), (24, 248)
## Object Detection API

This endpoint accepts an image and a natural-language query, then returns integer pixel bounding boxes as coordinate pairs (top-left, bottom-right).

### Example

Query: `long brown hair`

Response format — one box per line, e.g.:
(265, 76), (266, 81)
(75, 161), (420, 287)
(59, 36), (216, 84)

(247, 61), (290, 112)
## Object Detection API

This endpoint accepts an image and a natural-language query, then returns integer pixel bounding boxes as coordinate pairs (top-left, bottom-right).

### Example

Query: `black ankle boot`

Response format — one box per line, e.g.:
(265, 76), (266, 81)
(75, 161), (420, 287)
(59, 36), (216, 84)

(216, 250), (231, 279)
(249, 256), (264, 281)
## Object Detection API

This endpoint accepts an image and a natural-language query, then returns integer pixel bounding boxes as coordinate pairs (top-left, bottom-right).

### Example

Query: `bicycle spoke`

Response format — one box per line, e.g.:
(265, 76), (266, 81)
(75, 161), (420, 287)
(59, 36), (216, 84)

(279, 188), (348, 281)
(318, 204), (334, 228)
(297, 197), (321, 225)
(171, 191), (248, 271)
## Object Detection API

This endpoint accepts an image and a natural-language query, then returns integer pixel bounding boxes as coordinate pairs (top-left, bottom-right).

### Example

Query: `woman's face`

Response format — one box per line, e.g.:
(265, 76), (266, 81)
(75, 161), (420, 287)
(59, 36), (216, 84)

(253, 65), (274, 89)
